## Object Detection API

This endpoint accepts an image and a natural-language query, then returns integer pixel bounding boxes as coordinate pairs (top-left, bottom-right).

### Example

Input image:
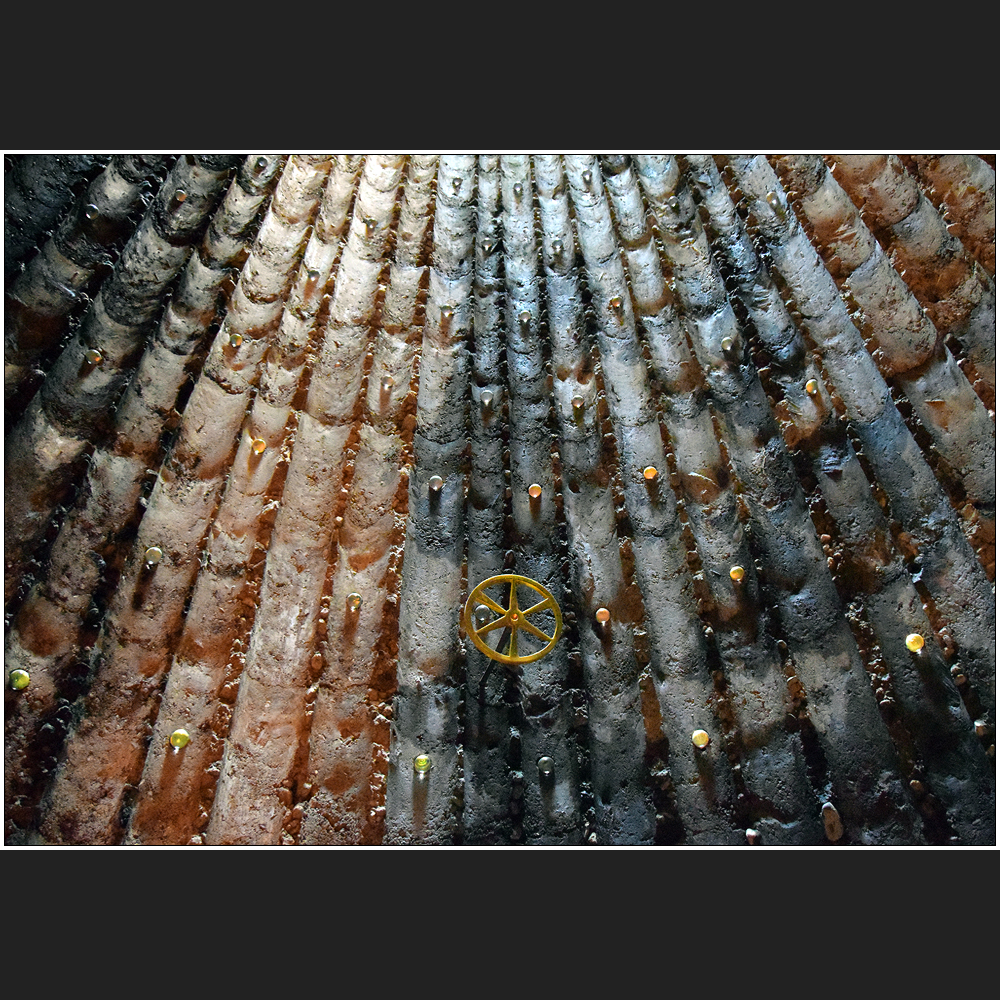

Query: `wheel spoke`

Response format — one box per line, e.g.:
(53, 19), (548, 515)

(475, 616), (508, 637)
(475, 593), (508, 617)
(508, 580), (519, 613)
(519, 618), (554, 644)
(521, 597), (554, 617)
(507, 629), (518, 658)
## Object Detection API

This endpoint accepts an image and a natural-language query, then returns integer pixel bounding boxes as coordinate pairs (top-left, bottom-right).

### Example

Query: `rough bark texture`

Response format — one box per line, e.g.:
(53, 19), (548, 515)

(300, 155), (434, 846)
(773, 155), (994, 554)
(6, 155), (111, 283)
(5, 156), (281, 837)
(36, 156), (325, 845)
(828, 154), (996, 412)
(905, 155), (995, 277)
(727, 155), (995, 738)
(384, 155), (475, 845)
(6, 153), (994, 848)
(5, 155), (239, 605)
(207, 156), (399, 845)
(605, 156), (821, 844)
(5, 155), (173, 411)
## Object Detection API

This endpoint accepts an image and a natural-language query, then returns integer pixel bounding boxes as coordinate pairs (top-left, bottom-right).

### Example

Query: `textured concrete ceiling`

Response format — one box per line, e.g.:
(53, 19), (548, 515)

(4, 154), (995, 846)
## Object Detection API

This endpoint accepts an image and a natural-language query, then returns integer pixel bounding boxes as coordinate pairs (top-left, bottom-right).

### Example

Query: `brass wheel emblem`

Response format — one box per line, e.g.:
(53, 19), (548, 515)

(462, 574), (563, 666)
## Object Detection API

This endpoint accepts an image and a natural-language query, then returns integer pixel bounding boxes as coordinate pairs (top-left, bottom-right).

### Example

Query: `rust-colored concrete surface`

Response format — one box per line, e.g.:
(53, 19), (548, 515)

(4, 154), (995, 847)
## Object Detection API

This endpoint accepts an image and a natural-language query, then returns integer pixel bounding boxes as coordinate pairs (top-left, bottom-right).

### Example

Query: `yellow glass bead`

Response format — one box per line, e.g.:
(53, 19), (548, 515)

(251, 438), (267, 454)
(730, 565), (745, 582)
(347, 593), (362, 611)
(643, 466), (658, 481)
(85, 348), (103, 365)
(228, 333), (243, 348)
(169, 729), (191, 749)
(380, 375), (395, 392)
(692, 729), (711, 749)
(429, 475), (444, 493)
(413, 753), (431, 774)
(721, 337), (734, 353)
(595, 607), (611, 624)
(571, 395), (585, 413)
(528, 483), (542, 499)
(609, 296), (623, 311)
(905, 633), (925, 652)
(144, 546), (163, 565)
(9, 669), (30, 691)
(480, 390), (494, 409)
(805, 378), (819, 396)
